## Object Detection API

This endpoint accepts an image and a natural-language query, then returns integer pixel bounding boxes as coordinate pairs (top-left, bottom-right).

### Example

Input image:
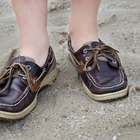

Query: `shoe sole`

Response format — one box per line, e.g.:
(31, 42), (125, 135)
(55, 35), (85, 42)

(83, 82), (128, 101)
(0, 67), (59, 120)
(69, 53), (128, 101)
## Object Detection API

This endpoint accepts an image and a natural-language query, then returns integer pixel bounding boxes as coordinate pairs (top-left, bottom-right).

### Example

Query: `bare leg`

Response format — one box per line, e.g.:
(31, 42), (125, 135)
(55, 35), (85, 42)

(12, 0), (49, 66)
(69, 0), (101, 51)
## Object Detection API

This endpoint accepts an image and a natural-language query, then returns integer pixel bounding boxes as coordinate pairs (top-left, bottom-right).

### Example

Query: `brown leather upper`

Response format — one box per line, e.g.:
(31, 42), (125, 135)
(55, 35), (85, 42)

(68, 39), (128, 95)
(0, 47), (56, 113)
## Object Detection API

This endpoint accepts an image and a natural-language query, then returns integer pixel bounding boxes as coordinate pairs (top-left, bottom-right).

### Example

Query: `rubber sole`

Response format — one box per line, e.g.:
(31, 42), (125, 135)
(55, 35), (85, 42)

(83, 82), (128, 101)
(69, 53), (128, 101)
(0, 67), (59, 120)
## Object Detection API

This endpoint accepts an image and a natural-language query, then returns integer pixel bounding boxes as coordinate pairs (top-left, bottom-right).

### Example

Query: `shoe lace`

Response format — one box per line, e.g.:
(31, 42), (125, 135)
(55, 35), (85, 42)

(0, 63), (39, 92)
(83, 45), (124, 71)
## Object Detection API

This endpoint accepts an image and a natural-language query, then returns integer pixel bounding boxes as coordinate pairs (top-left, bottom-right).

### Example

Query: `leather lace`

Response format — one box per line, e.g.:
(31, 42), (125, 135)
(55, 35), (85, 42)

(0, 63), (39, 92)
(83, 45), (124, 71)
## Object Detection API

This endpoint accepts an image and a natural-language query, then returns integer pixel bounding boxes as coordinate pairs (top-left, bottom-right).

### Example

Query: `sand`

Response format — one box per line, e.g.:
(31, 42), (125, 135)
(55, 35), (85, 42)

(0, 0), (140, 140)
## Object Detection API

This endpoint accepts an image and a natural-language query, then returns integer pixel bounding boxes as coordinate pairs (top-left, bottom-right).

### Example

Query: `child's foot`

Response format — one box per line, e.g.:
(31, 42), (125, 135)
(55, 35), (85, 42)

(68, 37), (128, 101)
(0, 47), (58, 120)
(69, 29), (98, 52)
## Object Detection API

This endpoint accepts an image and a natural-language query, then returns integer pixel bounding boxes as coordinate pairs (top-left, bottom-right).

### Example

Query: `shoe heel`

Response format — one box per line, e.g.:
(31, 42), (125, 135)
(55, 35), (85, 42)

(68, 54), (81, 80)
(40, 67), (59, 89)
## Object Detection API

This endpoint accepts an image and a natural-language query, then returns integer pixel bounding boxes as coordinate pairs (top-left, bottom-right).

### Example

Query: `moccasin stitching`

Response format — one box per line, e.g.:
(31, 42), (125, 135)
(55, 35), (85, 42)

(86, 72), (124, 89)
(0, 87), (30, 107)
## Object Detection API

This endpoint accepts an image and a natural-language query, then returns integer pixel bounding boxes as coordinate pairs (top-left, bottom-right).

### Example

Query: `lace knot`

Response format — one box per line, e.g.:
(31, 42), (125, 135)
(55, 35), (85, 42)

(83, 45), (123, 72)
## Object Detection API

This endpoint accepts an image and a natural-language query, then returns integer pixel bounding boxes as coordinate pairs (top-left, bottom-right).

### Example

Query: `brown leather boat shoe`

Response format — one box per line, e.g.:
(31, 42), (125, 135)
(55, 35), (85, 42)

(0, 47), (58, 120)
(68, 37), (128, 101)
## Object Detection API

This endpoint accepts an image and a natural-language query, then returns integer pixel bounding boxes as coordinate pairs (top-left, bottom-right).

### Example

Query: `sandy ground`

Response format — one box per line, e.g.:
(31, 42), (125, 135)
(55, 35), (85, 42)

(0, 0), (140, 140)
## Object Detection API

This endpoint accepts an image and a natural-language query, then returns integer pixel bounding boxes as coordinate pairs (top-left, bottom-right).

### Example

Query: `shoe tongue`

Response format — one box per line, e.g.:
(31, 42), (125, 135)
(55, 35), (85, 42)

(83, 40), (104, 49)
(12, 56), (35, 64)
(75, 41), (105, 63)
(76, 41), (104, 54)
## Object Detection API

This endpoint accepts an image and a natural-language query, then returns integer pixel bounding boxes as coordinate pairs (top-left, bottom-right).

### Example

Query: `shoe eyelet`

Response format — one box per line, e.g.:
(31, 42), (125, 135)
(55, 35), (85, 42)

(85, 56), (90, 61)
(27, 65), (31, 70)
(23, 77), (27, 80)
(112, 60), (117, 64)
(43, 68), (46, 71)
(83, 49), (88, 54)
(87, 66), (92, 71)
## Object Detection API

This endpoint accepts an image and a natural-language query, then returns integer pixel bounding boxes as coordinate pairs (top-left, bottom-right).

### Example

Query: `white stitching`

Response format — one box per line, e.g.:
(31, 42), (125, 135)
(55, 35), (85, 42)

(86, 72), (124, 89)
(48, 55), (55, 65)
(0, 87), (30, 107)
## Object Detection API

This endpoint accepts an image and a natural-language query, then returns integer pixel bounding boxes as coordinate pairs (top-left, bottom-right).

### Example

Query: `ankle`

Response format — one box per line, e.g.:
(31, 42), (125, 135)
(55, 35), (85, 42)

(19, 34), (50, 66)
(20, 42), (50, 67)
(69, 29), (98, 52)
